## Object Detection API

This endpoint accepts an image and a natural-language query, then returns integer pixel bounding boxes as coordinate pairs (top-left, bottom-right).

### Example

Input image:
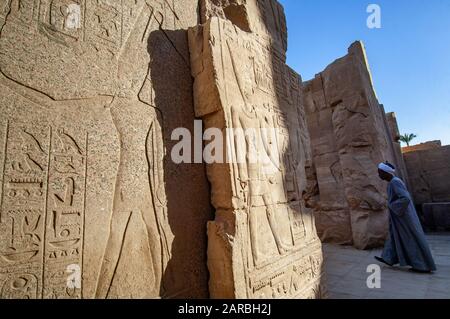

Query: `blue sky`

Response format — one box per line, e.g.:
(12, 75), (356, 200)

(279, 0), (450, 146)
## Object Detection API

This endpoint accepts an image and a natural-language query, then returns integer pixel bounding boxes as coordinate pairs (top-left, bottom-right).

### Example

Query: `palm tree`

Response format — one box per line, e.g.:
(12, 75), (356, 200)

(400, 133), (417, 147)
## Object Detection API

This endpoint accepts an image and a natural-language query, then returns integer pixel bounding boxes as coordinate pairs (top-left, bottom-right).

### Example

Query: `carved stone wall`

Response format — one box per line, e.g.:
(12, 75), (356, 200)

(303, 42), (396, 249)
(403, 146), (450, 205)
(189, 1), (325, 299)
(0, 0), (212, 299)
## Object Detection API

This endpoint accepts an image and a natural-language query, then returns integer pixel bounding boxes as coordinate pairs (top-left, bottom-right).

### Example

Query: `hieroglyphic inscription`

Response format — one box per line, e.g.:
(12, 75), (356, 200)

(254, 0), (287, 52)
(249, 247), (323, 299)
(0, 122), (87, 299)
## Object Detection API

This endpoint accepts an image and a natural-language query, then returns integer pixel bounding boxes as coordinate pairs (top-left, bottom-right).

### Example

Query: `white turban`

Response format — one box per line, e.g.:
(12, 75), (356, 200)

(378, 163), (396, 175)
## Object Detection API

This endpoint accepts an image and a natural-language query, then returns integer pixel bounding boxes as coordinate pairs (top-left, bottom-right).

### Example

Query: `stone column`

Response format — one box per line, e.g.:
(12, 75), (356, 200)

(189, 0), (326, 299)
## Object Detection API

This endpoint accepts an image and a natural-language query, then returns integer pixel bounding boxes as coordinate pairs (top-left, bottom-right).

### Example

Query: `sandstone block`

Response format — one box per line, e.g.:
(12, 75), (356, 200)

(189, 16), (325, 299)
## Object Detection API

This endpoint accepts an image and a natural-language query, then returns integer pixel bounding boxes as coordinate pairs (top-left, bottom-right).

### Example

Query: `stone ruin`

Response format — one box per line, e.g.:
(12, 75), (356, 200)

(402, 140), (443, 154)
(1, 0), (436, 299)
(0, 0), (212, 299)
(303, 42), (409, 249)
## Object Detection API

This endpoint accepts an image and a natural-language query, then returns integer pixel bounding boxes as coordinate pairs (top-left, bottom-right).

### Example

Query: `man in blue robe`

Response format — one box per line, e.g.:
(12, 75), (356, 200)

(375, 162), (437, 273)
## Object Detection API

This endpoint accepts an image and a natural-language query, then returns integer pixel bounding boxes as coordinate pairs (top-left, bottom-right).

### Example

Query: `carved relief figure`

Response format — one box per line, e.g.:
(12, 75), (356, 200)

(226, 39), (293, 265)
(0, 0), (179, 299)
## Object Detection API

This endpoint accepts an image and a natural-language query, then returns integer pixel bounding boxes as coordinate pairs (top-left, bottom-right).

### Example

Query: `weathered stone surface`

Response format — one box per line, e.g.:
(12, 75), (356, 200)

(402, 140), (442, 154)
(0, 0), (212, 299)
(303, 79), (352, 245)
(189, 14), (325, 299)
(304, 42), (396, 249)
(422, 203), (450, 231)
(200, 0), (287, 55)
(385, 112), (410, 187)
(403, 145), (450, 205)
